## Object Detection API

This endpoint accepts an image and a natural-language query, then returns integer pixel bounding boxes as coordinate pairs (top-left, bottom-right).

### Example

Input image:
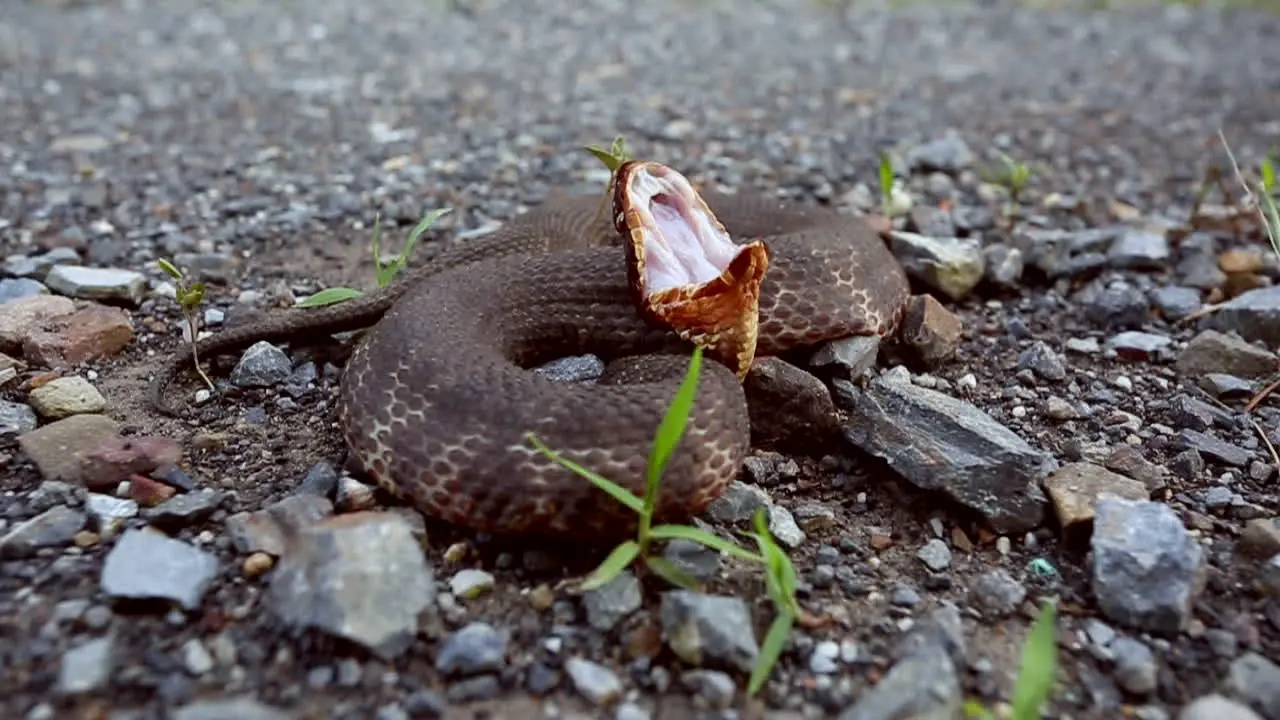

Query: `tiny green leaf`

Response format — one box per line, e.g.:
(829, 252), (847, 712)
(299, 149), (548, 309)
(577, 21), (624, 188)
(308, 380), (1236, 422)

(377, 207), (452, 288)
(526, 432), (646, 514)
(643, 555), (701, 590)
(961, 700), (997, 720)
(1261, 152), (1276, 194)
(296, 287), (364, 308)
(157, 258), (183, 280)
(580, 540), (641, 591)
(584, 136), (631, 172)
(877, 150), (894, 200)
(1009, 599), (1059, 719)
(646, 346), (703, 496)
(648, 524), (763, 562)
(747, 610), (794, 696)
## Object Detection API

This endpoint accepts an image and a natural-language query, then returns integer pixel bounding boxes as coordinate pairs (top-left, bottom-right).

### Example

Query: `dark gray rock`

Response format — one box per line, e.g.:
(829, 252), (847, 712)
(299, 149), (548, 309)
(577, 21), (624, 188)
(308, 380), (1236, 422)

(1206, 285), (1280, 346)
(1091, 497), (1205, 634)
(581, 570), (642, 631)
(659, 590), (758, 673)
(435, 622), (508, 677)
(836, 370), (1052, 533)
(230, 341), (293, 388)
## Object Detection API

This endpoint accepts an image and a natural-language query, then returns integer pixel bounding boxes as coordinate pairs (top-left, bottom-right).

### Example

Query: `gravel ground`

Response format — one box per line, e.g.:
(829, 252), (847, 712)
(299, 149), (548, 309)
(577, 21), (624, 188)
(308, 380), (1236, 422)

(4, 0), (1280, 718)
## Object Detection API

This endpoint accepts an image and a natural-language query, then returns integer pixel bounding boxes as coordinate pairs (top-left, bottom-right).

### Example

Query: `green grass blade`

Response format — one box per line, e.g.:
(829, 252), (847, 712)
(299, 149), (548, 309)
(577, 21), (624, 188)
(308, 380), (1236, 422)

(747, 610), (794, 696)
(526, 432), (645, 514)
(648, 524), (764, 562)
(961, 700), (997, 720)
(580, 540), (641, 591)
(645, 346), (704, 499)
(1009, 599), (1059, 719)
(296, 287), (363, 307)
(643, 555), (701, 590)
(1261, 153), (1276, 193)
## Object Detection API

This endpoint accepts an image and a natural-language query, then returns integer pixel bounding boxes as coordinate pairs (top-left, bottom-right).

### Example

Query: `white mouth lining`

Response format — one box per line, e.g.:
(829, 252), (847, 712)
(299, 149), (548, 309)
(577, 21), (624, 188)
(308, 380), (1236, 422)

(626, 166), (740, 294)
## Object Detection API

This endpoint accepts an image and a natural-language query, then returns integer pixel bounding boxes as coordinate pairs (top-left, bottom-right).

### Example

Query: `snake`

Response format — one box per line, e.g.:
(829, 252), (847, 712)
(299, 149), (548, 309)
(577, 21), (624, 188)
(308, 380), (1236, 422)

(148, 160), (911, 539)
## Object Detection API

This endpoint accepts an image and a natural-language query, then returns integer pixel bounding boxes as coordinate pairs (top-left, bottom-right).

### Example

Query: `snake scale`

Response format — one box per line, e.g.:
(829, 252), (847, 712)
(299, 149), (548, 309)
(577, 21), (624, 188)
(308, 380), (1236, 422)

(149, 161), (911, 539)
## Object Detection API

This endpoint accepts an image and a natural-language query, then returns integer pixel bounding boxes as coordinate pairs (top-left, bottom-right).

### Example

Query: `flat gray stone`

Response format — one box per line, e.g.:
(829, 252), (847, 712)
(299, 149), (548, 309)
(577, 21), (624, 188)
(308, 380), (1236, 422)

(56, 635), (115, 695)
(44, 265), (147, 305)
(267, 511), (435, 659)
(0, 505), (86, 559)
(171, 696), (293, 720)
(836, 370), (1052, 533)
(1206, 285), (1280, 346)
(100, 528), (220, 611)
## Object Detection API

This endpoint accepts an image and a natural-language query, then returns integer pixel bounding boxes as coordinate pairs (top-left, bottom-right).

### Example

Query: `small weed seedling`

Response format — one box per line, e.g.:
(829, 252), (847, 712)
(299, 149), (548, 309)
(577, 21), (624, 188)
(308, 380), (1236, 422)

(744, 507), (801, 696)
(963, 598), (1059, 720)
(584, 135), (633, 228)
(296, 208), (452, 308)
(877, 149), (898, 218)
(986, 151), (1035, 219)
(526, 346), (764, 591)
(156, 258), (215, 393)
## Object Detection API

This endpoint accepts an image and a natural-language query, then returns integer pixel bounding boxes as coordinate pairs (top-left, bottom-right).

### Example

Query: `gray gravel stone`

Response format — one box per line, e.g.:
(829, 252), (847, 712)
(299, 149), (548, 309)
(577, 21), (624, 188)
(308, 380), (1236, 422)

(836, 370), (1051, 533)
(1110, 636), (1158, 695)
(1090, 497), (1205, 634)
(85, 493), (138, 538)
(1178, 694), (1264, 720)
(565, 657), (623, 705)
(56, 635), (114, 695)
(0, 505), (86, 559)
(100, 528), (219, 611)
(906, 133), (974, 173)
(704, 481), (769, 524)
(1150, 286), (1203, 321)
(171, 696), (292, 720)
(917, 538), (953, 572)
(582, 570), (642, 631)
(659, 590), (759, 673)
(680, 669), (736, 709)
(1018, 340), (1067, 381)
(837, 641), (960, 720)
(1225, 652), (1280, 719)
(809, 335), (882, 379)
(1207, 285), (1280, 345)
(1176, 329), (1278, 379)
(44, 265), (147, 305)
(534, 354), (605, 383)
(267, 512), (435, 659)
(448, 568), (495, 599)
(1108, 228), (1170, 269)
(435, 622), (508, 677)
(230, 341), (293, 388)
(1176, 429), (1251, 467)
(0, 400), (37, 435)
(887, 231), (985, 301)
(969, 569), (1026, 618)
(0, 278), (49, 302)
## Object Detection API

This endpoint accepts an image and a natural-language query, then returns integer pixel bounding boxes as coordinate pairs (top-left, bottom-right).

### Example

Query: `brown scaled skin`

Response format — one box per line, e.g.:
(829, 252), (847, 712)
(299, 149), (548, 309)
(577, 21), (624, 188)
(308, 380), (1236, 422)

(150, 163), (911, 539)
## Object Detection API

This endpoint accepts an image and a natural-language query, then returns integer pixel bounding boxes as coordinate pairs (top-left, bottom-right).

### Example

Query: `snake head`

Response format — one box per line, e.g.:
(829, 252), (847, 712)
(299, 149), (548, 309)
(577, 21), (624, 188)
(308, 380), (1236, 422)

(612, 160), (771, 380)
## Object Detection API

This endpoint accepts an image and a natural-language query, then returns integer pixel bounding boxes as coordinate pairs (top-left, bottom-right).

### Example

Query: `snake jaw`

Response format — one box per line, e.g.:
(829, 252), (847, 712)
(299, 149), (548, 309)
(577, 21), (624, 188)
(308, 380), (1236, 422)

(614, 160), (771, 379)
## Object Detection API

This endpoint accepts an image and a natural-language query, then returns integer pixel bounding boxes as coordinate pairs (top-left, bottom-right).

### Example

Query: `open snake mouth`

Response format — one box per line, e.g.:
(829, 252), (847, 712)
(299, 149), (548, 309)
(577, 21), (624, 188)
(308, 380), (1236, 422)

(613, 160), (771, 379)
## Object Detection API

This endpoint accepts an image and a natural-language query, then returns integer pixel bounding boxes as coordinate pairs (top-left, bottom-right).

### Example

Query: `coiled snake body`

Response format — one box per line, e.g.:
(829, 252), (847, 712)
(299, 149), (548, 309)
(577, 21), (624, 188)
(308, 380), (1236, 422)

(150, 161), (910, 539)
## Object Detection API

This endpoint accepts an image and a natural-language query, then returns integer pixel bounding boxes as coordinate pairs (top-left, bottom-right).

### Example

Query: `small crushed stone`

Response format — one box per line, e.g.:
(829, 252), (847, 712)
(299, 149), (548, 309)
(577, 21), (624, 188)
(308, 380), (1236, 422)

(2, 0), (1280, 718)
